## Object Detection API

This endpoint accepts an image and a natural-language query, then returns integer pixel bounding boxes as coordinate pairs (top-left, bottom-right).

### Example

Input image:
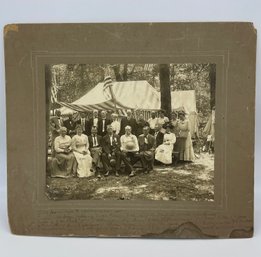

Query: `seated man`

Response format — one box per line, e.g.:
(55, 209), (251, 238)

(138, 126), (156, 174)
(52, 127), (77, 178)
(88, 126), (103, 178)
(120, 126), (139, 177)
(154, 123), (164, 147)
(101, 125), (121, 177)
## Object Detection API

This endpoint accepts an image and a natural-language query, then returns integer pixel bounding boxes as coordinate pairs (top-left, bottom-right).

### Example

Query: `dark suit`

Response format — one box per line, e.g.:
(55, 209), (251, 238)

(101, 134), (121, 173)
(76, 118), (90, 135)
(120, 117), (137, 135)
(50, 116), (63, 138)
(97, 118), (112, 137)
(138, 134), (156, 171)
(88, 117), (99, 135)
(136, 120), (149, 136)
(88, 134), (102, 148)
(63, 119), (76, 137)
(154, 131), (164, 147)
(49, 116), (64, 156)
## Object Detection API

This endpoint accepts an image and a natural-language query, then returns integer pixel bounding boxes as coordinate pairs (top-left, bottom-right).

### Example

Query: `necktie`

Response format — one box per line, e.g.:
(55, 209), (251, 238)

(93, 136), (97, 146)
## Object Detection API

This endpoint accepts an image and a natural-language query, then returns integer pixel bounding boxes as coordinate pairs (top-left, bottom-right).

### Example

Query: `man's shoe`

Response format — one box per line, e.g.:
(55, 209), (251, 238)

(115, 171), (120, 177)
(97, 174), (101, 179)
(104, 171), (110, 177)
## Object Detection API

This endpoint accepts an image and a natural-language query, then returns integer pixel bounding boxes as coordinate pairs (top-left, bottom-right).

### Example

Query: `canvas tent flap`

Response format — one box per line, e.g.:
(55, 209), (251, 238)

(171, 90), (197, 113)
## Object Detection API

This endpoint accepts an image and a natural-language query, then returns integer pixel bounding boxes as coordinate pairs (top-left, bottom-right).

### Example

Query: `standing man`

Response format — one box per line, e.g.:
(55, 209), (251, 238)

(98, 110), (112, 137)
(89, 110), (99, 133)
(63, 113), (77, 137)
(88, 126), (103, 178)
(77, 112), (90, 135)
(119, 126), (139, 177)
(101, 125), (121, 177)
(138, 126), (156, 174)
(119, 109), (137, 136)
(147, 111), (158, 135)
(136, 113), (149, 136)
(110, 113), (121, 135)
(50, 109), (64, 141)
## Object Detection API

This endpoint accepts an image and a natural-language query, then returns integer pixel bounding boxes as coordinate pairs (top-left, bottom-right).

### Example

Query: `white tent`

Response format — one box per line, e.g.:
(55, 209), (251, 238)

(171, 90), (197, 114)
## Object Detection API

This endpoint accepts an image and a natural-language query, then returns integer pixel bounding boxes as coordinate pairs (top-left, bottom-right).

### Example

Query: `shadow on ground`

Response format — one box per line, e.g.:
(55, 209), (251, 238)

(46, 153), (214, 201)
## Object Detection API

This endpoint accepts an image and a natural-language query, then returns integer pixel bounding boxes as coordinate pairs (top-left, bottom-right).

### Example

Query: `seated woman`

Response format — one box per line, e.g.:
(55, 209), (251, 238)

(155, 123), (176, 165)
(52, 127), (77, 178)
(177, 110), (195, 162)
(71, 125), (93, 178)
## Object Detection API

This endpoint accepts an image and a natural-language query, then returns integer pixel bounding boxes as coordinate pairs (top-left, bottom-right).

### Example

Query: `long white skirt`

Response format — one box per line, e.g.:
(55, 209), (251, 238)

(184, 133), (195, 161)
(73, 149), (93, 178)
(155, 144), (174, 164)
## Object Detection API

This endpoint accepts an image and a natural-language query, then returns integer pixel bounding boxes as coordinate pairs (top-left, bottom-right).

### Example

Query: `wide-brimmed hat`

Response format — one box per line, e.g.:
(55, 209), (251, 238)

(163, 123), (173, 129)
(178, 110), (186, 116)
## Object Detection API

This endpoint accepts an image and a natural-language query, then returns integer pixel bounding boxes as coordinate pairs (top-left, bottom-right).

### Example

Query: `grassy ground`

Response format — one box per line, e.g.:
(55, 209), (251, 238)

(46, 152), (214, 201)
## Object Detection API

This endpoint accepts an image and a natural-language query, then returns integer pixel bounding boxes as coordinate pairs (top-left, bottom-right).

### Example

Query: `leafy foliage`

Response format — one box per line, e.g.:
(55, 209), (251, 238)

(50, 63), (215, 122)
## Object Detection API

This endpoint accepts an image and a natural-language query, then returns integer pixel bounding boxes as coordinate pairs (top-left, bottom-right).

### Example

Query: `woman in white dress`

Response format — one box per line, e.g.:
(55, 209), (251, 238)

(178, 111), (195, 162)
(155, 123), (176, 164)
(71, 125), (93, 178)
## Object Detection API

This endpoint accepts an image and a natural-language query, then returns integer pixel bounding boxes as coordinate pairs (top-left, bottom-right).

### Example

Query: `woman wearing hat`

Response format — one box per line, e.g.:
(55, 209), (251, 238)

(155, 123), (176, 164)
(157, 109), (169, 127)
(177, 111), (195, 162)
(170, 111), (180, 136)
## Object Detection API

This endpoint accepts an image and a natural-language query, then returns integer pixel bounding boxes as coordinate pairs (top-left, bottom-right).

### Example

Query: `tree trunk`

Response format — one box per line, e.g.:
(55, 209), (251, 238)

(112, 65), (122, 81)
(45, 64), (52, 112)
(122, 64), (128, 81)
(209, 64), (216, 109)
(159, 64), (171, 118)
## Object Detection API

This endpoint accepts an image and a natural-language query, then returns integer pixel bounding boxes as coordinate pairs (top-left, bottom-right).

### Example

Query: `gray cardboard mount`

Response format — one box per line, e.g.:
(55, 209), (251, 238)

(4, 23), (256, 238)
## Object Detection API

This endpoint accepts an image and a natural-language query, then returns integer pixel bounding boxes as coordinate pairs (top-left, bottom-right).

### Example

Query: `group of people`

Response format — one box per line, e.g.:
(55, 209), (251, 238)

(49, 109), (195, 178)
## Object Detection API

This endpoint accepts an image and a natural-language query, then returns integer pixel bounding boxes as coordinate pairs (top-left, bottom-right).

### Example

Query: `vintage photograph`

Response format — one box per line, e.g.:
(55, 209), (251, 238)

(46, 63), (215, 201)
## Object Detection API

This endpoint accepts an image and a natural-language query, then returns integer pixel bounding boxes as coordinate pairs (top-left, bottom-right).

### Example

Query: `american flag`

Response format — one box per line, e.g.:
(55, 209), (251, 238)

(50, 70), (60, 103)
(51, 84), (58, 103)
(103, 75), (113, 100)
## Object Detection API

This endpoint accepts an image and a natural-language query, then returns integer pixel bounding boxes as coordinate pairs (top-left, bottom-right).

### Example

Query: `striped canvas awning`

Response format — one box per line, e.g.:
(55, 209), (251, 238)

(59, 80), (160, 115)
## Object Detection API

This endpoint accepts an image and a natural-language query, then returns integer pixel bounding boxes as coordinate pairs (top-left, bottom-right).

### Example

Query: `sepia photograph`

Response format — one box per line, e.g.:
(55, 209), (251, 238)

(46, 63), (216, 201)
(4, 20), (256, 241)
